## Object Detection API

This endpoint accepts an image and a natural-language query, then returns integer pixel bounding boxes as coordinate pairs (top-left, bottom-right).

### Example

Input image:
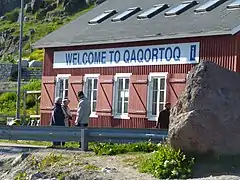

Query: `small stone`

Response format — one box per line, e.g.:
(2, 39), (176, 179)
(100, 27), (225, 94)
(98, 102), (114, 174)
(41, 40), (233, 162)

(29, 172), (43, 180)
(11, 153), (30, 167)
(101, 167), (117, 173)
(24, 17), (30, 22)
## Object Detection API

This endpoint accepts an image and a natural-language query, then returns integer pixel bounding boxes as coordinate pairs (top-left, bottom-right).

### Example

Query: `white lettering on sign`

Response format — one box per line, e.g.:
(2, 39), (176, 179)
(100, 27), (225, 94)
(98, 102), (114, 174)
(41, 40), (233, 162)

(53, 42), (200, 69)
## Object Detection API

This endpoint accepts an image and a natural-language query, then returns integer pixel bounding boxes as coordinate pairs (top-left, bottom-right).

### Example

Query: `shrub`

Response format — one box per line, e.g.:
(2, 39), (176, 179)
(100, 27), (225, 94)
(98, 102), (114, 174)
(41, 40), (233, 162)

(91, 141), (160, 155)
(22, 79), (41, 90)
(0, 80), (41, 116)
(0, 54), (16, 63)
(5, 8), (20, 22)
(139, 144), (195, 179)
(28, 49), (44, 61)
(39, 153), (63, 170)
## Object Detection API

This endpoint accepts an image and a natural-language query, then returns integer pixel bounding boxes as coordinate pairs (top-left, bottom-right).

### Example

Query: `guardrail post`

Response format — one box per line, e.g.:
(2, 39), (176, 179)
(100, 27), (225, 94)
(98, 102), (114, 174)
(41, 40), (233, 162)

(81, 128), (88, 151)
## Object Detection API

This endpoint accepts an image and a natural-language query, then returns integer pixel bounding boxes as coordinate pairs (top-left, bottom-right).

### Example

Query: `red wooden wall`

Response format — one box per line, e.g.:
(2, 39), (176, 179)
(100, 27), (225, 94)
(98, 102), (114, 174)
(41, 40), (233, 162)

(40, 34), (239, 128)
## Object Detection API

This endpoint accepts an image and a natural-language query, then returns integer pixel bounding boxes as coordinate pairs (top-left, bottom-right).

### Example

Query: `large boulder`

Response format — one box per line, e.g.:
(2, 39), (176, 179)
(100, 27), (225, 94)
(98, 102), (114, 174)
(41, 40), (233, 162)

(168, 61), (240, 155)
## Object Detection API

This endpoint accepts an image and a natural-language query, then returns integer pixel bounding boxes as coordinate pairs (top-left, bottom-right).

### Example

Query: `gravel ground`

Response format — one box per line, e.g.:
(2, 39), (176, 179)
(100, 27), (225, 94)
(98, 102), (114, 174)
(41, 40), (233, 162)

(0, 143), (156, 180)
(1, 143), (240, 180)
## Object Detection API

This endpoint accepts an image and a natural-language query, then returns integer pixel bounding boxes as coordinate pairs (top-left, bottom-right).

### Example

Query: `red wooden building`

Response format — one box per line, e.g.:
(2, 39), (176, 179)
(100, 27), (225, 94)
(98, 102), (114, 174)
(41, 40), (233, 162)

(33, 0), (240, 128)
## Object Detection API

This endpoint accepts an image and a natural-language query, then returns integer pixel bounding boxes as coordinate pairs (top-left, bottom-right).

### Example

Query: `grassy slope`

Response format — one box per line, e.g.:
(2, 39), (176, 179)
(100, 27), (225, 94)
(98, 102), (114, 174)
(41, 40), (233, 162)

(0, 4), (93, 61)
(0, 5), (94, 121)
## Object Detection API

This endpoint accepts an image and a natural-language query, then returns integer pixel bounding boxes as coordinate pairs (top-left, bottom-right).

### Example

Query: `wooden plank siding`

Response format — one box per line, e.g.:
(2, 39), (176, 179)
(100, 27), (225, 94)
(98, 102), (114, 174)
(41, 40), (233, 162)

(40, 34), (238, 128)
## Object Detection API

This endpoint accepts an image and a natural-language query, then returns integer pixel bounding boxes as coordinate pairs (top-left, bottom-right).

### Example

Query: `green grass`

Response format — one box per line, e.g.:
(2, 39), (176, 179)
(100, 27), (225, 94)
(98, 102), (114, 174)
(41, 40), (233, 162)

(84, 164), (100, 171)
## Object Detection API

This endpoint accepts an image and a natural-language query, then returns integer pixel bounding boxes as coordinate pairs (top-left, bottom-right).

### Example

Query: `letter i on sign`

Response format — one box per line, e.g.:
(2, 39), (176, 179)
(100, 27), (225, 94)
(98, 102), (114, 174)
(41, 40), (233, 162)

(190, 45), (197, 61)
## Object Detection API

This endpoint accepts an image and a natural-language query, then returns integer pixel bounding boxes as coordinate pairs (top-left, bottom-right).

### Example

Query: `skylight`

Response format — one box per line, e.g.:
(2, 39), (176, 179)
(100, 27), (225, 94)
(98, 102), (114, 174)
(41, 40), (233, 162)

(137, 4), (169, 19)
(112, 7), (141, 22)
(194, 0), (228, 13)
(165, 1), (198, 16)
(227, 0), (240, 9)
(89, 10), (117, 24)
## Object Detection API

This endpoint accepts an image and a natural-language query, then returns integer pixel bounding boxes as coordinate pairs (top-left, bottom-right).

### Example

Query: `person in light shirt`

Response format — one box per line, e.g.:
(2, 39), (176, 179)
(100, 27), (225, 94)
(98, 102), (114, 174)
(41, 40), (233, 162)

(75, 91), (91, 128)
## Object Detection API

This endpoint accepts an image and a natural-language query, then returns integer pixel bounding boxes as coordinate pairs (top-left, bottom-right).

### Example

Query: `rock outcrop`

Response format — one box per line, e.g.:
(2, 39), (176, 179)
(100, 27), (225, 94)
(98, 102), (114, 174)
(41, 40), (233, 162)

(0, 0), (95, 58)
(168, 61), (240, 155)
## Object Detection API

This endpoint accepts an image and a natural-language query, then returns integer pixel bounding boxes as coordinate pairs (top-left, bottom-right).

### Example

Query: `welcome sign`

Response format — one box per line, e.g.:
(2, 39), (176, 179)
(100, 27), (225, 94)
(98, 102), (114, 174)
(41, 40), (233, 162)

(53, 42), (200, 69)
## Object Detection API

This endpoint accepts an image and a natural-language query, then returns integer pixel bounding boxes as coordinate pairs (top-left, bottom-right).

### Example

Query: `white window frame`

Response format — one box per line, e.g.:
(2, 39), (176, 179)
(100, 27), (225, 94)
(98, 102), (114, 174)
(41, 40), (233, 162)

(113, 73), (132, 119)
(147, 72), (168, 121)
(55, 74), (71, 100)
(84, 74), (100, 118)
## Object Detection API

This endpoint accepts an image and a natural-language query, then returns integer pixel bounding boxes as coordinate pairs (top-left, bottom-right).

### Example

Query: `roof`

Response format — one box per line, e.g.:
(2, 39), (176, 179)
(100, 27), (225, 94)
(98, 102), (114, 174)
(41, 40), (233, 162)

(33, 0), (240, 48)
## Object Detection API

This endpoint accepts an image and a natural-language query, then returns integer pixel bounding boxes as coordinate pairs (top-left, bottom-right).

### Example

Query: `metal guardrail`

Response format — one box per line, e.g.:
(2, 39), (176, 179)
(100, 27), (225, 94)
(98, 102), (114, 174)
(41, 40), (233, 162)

(0, 126), (168, 151)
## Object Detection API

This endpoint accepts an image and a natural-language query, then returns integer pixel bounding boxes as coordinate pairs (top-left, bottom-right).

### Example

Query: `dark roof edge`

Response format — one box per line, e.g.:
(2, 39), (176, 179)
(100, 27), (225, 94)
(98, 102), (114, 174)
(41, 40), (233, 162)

(32, 30), (236, 49)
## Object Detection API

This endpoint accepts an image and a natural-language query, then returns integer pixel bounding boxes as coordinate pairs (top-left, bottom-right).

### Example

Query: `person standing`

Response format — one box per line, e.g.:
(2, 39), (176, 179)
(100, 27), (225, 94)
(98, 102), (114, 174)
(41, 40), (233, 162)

(62, 98), (72, 127)
(50, 97), (65, 146)
(75, 91), (91, 128)
(156, 102), (171, 129)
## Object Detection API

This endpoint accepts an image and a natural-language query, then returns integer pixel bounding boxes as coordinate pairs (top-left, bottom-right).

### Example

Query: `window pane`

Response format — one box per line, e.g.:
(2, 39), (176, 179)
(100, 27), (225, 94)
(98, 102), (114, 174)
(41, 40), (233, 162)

(59, 90), (63, 99)
(88, 90), (92, 100)
(118, 90), (122, 101)
(92, 101), (96, 112)
(160, 78), (165, 89)
(159, 103), (164, 111)
(153, 78), (158, 90)
(117, 101), (122, 114)
(87, 79), (92, 91)
(152, 90), (158, 103)
(159, 91), (165, 103)
(65, 90), (68, 98)
(119, 79), (123, 90)
(124, 91), (129, 101)
(93, 90), (97, 101)
(125, 78), (129, 90)
(65, 79), (69, 89)
(152, 102), (157, 116)
(124, 102), (128, 113)
(59, 79), (64, 90)
(93, 79), (98, 89)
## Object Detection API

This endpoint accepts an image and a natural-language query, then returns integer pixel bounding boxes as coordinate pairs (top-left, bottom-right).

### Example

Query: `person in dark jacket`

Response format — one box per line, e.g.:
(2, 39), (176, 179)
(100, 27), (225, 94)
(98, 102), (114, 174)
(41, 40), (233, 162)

(50, 97), (65, 146)
(156, 102), (171, 129)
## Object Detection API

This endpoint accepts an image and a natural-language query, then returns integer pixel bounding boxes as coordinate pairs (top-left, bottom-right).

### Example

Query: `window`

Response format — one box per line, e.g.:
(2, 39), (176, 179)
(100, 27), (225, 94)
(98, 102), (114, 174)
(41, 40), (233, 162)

(113, 73), (131, 119)
(55, 74), (70, 100)
(112, 7), (141, 22)
(227, 0), (240, 9)
(137, 4), (169, 19)
(194, 0), (228, 13)
(84, 74), (99, 116)
(165, 1), (198, 16)
(147, 73), (167, 121)
(89, 10), (117, 24)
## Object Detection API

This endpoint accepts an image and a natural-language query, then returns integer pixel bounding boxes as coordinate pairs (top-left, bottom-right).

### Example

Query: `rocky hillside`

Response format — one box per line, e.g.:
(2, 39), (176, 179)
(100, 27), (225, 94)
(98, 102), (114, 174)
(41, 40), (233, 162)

(0, 0), (105, 63)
